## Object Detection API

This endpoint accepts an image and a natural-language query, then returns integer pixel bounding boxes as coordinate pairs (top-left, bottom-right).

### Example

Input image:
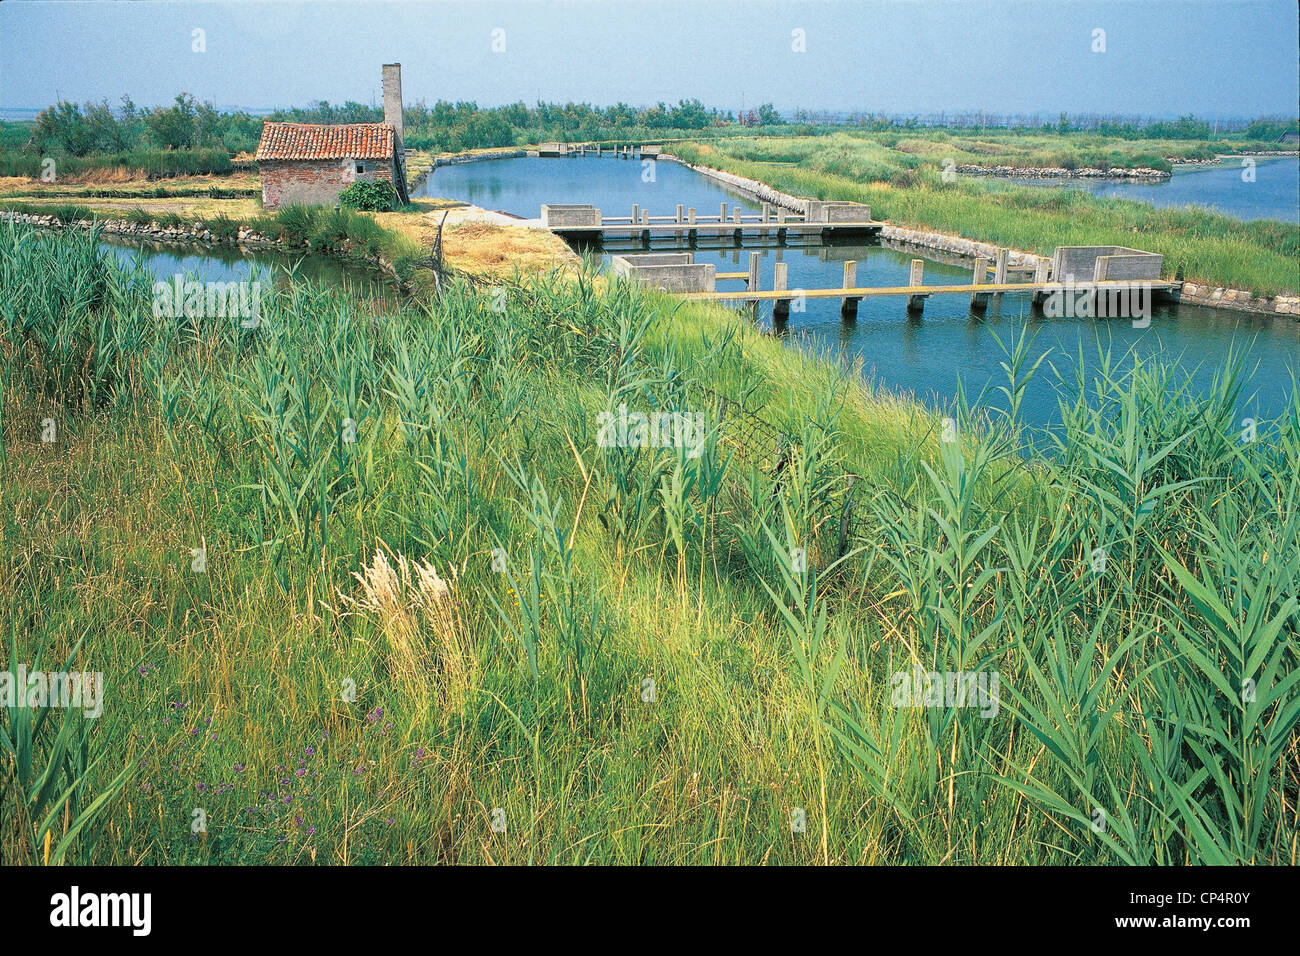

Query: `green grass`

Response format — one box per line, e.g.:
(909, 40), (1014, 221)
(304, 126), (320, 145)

(0, 202), (427, 293)
(0, 185), (257, 201)
(1, 223), (1297, 865)
(673, 136), (1299, 297)
(0, 148), (233, 180)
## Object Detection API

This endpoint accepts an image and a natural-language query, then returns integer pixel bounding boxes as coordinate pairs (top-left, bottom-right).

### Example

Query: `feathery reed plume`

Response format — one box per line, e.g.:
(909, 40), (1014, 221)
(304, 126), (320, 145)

(342, 544), (473, 710)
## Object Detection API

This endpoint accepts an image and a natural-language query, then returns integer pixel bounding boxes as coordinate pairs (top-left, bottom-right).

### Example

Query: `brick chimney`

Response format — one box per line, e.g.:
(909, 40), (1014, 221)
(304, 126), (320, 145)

(381, 63), (408, 201)
(381, 63), (404, 147)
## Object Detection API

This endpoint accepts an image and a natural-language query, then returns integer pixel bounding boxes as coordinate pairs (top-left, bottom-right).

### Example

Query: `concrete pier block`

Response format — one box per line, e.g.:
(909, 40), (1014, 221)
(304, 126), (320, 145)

(805, 200), (872, 223)
(1052, 246), (1162, 282)
(719, 202), (728, 223)
(612, 253), (715, 292)
(748, 251), (760, 291)
(541, 204), (601, 228)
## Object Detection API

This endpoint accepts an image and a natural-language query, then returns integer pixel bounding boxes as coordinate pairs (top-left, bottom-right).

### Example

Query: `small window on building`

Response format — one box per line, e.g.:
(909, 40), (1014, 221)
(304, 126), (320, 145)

(355, 163), (365, 174)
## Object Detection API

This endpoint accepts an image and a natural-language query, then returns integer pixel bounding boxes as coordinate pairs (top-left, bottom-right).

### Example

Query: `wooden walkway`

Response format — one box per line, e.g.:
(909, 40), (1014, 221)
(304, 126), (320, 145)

(689, 279), (1178, 302)
(556, 221), (884, 241)
(544, 201), (884, 246)
(684, 253), (1179, 317)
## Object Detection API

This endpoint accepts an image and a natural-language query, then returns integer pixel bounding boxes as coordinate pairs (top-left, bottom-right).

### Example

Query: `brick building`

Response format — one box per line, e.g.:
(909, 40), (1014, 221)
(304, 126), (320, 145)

(255, 63), (409, 209)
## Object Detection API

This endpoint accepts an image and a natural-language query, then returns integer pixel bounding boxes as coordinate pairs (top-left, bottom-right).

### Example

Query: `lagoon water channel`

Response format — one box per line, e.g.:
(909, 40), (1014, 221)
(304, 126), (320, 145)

(98, 153), (1297, 432)
(420, 155), (1299, 428)
(1000, 156), (1299, 224)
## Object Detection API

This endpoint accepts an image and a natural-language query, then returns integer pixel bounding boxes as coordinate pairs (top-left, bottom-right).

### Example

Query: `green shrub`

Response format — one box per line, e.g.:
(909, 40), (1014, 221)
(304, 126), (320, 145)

(338, 178), (395, 211)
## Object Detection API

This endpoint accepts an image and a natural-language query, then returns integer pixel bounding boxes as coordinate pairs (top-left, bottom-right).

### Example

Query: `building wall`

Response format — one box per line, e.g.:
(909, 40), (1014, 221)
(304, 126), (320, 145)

(260, 158), (395, 209)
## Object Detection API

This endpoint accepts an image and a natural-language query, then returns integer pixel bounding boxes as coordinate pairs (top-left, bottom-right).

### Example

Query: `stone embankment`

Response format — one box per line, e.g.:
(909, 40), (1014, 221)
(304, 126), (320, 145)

(955, 164), (1170, 180)
(1179, 282), (1300, 316)
(433, 149), (525, 167)
(659, 154), (808, 214)
(878, 225), (1044, 269)
(408, 149), (525, 192)
(1173, 151), (1298, 167)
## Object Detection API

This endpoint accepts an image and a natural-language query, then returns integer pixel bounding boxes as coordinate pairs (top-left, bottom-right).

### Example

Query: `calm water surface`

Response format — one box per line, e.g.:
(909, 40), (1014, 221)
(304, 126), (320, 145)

(100, 237), (399, 304)
(416, 154), (765, 220)
(1001, 156), (1298, 223)
(110, 156), (1300, 430)
(419, 156), (1297, 426)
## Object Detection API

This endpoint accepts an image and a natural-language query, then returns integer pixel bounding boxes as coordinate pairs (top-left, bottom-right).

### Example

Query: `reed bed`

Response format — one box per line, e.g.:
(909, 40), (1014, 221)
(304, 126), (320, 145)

(1, 222), (1296, 864)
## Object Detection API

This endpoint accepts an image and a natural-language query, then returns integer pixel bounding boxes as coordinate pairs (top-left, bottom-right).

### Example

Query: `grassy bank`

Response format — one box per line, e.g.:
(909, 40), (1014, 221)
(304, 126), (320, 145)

(0, 201), (437, 292)
(2, 222), (1297, 865)
(673, 137), (1299, 297)
(0, 147), (233, 181)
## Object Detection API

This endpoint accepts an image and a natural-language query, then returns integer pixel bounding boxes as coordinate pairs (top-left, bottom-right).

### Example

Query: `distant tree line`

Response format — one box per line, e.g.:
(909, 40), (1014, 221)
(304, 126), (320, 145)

(20, 94), (264, 156)
(5, 94), (1295, 165)
(268, 98), (755, 152)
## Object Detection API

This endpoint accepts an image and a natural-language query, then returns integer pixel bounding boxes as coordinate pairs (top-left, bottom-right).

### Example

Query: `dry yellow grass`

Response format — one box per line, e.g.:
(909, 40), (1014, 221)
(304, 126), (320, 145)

(371, 208), (578, 278)
(5, 171), (577, 280)
(5, 194), (263, 219)
(0, 171), (260, 192)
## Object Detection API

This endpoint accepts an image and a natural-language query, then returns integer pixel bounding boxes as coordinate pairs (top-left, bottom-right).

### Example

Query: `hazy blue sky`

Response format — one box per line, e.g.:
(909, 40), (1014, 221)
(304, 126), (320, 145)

(1, 0), (1297, 118)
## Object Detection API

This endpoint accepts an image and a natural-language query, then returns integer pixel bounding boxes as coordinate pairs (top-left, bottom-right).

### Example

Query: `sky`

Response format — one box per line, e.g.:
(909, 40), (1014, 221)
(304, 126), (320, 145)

(1, 0), (1297, 119)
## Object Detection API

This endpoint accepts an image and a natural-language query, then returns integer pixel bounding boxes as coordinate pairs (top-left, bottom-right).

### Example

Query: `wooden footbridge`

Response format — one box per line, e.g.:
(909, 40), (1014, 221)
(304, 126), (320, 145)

(623, 249), (1180, 318)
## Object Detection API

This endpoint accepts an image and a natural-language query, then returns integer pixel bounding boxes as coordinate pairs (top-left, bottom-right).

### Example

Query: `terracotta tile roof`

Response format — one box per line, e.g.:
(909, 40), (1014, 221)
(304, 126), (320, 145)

(255, 122), (394, 161)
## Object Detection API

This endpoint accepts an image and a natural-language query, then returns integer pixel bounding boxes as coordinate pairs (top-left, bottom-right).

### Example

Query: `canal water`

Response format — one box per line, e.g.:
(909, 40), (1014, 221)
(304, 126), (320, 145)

(673, 243), (1297, 428)
(998, 156), (1299, 224)
(99, 235), (399, 305)
(103, 154), (1298, 431)
(415, 154), (766, 221)
(422, 155), (1297, 428)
